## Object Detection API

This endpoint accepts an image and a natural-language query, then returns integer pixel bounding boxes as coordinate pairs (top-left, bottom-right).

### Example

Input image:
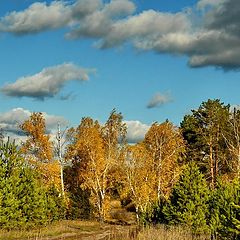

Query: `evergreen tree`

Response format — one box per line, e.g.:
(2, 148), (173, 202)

(209, 179), (240, 239)
(0, 139), (65, 228)
(163, 162), (210, 235)
(181, 99), (230, 188)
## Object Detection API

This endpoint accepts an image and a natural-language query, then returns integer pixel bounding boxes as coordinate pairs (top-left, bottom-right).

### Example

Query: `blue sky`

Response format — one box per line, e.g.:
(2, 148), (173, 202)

(0, 0), (239, 142)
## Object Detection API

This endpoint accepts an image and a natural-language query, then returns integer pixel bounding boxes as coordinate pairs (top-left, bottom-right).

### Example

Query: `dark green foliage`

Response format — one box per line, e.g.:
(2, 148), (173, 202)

(139, 198), (167, 225)
(45, 186), (66, 221)
(64, 166), (93, 219)
(163, 162), (210, 234)
(67, 187), (92, 219)
(181, 99), (231, 186)
(0, 140), (65, 229)
(209, 179), (240, 239)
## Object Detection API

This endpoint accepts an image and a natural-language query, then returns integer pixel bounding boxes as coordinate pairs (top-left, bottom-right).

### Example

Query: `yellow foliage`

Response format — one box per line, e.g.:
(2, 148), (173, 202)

(20, 112), (61, 189)
(123, 144), (157, 214)
(20, 112), (53, 162)
(144, 121), (185, 199)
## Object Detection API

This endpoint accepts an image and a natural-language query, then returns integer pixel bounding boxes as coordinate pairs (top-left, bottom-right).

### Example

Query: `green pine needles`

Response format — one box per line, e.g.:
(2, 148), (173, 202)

(0, 140), (65, 229)
(209, 179), (240, 240)
(163, 162), (210, 235)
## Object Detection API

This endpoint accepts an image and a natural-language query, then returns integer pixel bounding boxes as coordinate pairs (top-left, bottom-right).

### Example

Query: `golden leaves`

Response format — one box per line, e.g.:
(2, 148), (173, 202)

(20, 112), (53, 162)
(20, 112), (61, 189)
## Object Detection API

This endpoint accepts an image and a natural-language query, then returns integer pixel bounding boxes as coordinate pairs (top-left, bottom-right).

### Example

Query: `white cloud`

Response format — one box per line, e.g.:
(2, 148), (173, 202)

(0, 1), (72, 35)
(1, 63), (95, 100)
(147, 92), (173, 109)
(0, 0), (136, 37)
(0, 108), (68, 144)
(125, 120), (150, 143)
(0, 109), (150, 145)
(100, 10), (190, 48)
(66, 0), (136, 39)
(197, 0), (226, 9)
(1, 0), (240, 69)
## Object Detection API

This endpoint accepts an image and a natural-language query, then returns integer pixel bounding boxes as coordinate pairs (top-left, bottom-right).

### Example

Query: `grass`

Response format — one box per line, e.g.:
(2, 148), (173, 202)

(137, 225), (210, 240)
(0, 220), (101, 240)
(0, 221), (211, 240)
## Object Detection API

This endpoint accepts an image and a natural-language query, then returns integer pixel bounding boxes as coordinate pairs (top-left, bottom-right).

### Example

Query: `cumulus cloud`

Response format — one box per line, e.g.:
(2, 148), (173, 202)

(197, 0), (226, 9)
(125, 120), (150, 143)
(1, 0), (240, 69)
(0, 1), (72, 35)
(1, 63), (95, 100)
(0, 0), (136, 36)
(0, 108), (68, 143)
(147, 92), (173, 109)
(66, 0), (136, 39)
(99, 10), (191, 48)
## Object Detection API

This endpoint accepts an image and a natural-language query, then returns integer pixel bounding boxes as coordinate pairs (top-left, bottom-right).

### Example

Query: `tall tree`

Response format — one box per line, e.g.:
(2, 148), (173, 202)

(66, 118), (111, 220)
(223, 108), (240, 178)
(20, 112), (60, 188)
(123, 144), (157, 221)
(20, 112), (53, 162)
(101, 109), (127, 197)
(55, 123), (68, 197)
(181, 99), (230, 188)
(66, 110), (127, 221)
(143, 121), (185, 199)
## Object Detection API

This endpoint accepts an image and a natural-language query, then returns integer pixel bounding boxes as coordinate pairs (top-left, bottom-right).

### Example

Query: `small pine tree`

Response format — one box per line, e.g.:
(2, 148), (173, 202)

(45, 186), (66, 221)
(163, 162), (210, 235)
(0, 139), (66, 228)
(209, 179), (240, 240)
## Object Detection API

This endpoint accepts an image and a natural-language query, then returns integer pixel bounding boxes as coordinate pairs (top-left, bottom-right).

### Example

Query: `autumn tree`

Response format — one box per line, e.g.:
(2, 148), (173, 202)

(101, 109), (127, 197)
(65, 110), (127, 220)
(20, 112), (53, 161)
(20, 112), (60, 188)
(54, 123), (69, 197)
(123, 144), (157, 221)
(143, 121), (185, 199)
(181, 99), (230, 188)
(66, 118), (112, 220)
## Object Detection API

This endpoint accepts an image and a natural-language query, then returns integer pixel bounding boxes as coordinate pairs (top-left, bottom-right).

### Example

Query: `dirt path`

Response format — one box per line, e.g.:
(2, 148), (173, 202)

(37, 224), (139, 240)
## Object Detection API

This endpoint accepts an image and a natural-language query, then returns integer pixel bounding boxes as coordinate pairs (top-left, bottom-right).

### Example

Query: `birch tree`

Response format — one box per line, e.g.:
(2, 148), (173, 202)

(66, 118), (112, 220)
(123, 144), (157, 220)
(143, 121), (185, 199)
(20, 112), (60, 188)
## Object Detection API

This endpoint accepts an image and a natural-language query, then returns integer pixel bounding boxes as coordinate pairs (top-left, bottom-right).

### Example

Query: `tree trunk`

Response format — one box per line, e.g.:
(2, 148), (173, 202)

(210, 141), (215, 189)
(60, 164), (65, 197)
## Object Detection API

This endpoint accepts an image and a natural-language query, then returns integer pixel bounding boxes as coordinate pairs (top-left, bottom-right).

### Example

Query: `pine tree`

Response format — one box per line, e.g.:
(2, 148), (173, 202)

(209, 179), (240, 239)
(163, 162), (210, 235)
(0, 139), (65, 228)
(181, 99), (230, 188)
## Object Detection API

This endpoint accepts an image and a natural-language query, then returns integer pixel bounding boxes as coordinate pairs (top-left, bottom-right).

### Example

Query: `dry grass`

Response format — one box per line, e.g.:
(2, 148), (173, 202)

(137, 225), (210, 240)
(0, 220), (102, 240)
(0, 221), (210, 240)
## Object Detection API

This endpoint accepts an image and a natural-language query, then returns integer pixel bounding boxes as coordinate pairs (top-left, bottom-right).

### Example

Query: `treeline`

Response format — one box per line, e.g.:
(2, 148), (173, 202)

(0, 99), (239, 239)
